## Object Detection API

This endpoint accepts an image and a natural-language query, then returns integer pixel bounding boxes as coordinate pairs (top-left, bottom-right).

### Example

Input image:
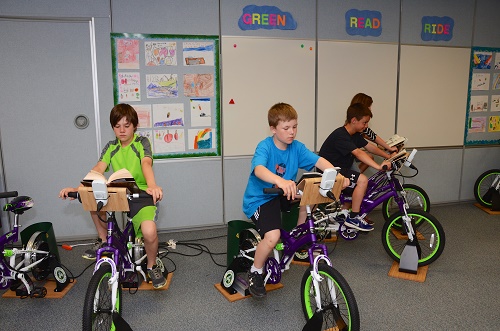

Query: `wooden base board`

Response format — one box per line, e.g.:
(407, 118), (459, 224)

(214, 282), (283, 302)
(388, 261), (428, 282)
(124, 272), (173, 291)
(2, 279), (76, 299)
(474, 203), (500, 215)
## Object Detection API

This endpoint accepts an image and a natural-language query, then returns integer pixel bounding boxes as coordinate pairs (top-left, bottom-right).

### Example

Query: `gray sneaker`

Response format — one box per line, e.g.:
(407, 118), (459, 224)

(247, 271), (266, 298)
(82, 239), (103, 260)
(147, 265), (167, 289)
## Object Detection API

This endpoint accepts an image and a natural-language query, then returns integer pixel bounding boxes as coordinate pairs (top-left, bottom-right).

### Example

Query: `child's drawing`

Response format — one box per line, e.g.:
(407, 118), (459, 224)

(153, 103), (184, 127)
(471, 73), (490, 91)
(491, 95), (500, 111)
(145, 41), (177, 66)
(146, 74), (178, 98)
(153, 129), (185, 154)
(468, 117), (486, 133)
(134, 104), (152, 128)
(489, 116), (500, 132)
(493, 73), (500, 90)
(495, 52), (500, 69)
(117, 39), (140, 69)
(188, 128), (214, 150)
(472, 52), (492, 69)
(137, 130), (153, 141)
(190, 98), (212, 127)
(183, 41), (214, 66)
(118, 72), (141, 102)
(183, 74), (214, 97)
(469, 95), (488, 112)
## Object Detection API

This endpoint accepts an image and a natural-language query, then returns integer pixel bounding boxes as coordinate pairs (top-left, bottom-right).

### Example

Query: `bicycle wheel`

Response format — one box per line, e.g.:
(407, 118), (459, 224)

(381, 209), (445, 266)
(301, 264), (360, 331)
(382, 184), (430, 222)
(82, 264), (122, 331)
(473, 169), (500, 207)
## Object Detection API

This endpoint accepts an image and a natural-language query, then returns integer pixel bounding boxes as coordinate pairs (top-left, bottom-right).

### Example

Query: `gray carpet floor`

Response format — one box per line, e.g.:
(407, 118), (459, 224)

(1, 202), (499, 330)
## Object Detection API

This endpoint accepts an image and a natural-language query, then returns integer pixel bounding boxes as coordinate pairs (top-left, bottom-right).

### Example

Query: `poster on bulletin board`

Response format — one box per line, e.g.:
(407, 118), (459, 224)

(464, 46), (500, 145)
(111, 33), (220, 159)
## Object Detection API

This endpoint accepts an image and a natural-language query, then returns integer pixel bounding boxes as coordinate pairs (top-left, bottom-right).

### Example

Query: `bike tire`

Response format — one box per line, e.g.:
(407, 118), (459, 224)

(301, 264), (360, 331)
(473, 169), (500, 207)
(381, 209), (445, 267)
(382, 184), (430, 222)
(82, 264), (122, 331)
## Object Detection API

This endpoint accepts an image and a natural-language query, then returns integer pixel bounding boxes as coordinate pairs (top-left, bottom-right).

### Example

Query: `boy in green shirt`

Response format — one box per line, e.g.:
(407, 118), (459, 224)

(60, 103), (166, 288)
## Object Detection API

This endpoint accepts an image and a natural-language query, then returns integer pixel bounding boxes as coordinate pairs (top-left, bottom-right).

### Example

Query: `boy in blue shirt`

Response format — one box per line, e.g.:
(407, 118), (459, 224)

(242, 102), (349, 298)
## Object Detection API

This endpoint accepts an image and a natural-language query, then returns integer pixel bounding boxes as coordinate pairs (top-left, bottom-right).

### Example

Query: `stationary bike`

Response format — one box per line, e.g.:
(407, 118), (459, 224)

(1, 191), (69, 298)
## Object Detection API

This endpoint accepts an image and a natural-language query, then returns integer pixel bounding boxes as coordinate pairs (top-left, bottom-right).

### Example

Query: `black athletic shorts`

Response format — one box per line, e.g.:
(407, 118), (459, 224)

(339, 168), (361, 196)
(250, 195), (291, 237)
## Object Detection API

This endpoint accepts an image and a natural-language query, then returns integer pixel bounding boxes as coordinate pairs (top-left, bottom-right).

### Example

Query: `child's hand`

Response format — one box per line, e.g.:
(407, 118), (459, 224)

(59, 187), (78, 200)
(276, 177), (297, 200)
(342, 177), (350, 189)
(381, 160), (392, 170)
(388, 146), (398, 153)
(146, 185), (163, 204)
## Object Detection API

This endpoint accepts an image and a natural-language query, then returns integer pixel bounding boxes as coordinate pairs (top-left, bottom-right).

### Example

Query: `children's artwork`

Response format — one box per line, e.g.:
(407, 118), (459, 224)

(469, 95), (488, 112)
(489, 116), (500, 132)
(491, 95), (500, 111)
(190, 98), (211, 127)
(183, 41), (214, 66)
(188, 128), (214, 149)
(118, 72), (141, 102)
(117, 39), (140, 69)
(471, 73), (490, 91)
(472, 51), (492, 69)
(153, 103), (184, 127)
(183, 74), (214, 97)
(145, 41), (177, 66)
(468, 117), (486, 133)
(495, 53), (500, 69)
(153, 129), (185, 154)
(493, 73), (500, 90)
(146, 74), (178, 98)
(137, 130), (153, 141)
(134, 104), (152, 128)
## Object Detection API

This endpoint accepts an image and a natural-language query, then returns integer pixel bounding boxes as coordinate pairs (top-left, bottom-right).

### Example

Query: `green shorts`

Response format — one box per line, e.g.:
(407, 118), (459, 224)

(129, 191), (157, 237)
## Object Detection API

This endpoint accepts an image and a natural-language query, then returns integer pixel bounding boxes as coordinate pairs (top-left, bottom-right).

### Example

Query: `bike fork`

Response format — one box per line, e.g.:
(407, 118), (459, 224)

(311, 255), (337, 310)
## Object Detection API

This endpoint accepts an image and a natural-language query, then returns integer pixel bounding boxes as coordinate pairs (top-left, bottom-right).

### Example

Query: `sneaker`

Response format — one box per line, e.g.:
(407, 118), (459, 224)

(147, 265), (167, 289)
(344, 215), (374, 232)
(247, 271), (266, 298)
(364, 216), (375, 226)
(82, 239), (103, 260)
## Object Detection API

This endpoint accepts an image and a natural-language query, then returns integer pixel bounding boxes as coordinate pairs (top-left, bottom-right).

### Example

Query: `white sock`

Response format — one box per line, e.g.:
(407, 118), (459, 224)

(250, 265), (263, 274)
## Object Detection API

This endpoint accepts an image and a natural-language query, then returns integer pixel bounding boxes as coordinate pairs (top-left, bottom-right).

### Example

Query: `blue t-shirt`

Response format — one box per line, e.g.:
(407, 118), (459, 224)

(242, 136), (320, 218)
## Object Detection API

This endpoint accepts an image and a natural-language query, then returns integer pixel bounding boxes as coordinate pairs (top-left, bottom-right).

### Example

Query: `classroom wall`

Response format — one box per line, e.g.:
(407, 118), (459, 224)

(1, 0), (499, 239)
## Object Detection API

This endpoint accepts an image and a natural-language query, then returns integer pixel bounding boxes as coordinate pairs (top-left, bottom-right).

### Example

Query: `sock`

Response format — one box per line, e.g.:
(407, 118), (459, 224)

(349, 211), (359, 218)
(250, 265), (263, 274)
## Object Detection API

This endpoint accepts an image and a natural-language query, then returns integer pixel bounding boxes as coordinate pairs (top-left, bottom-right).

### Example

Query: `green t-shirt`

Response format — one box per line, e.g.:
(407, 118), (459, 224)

(99, 134), (152, 191)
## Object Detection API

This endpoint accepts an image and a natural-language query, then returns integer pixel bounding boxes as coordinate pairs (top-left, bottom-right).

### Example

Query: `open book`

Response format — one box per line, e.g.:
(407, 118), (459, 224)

(81, 169), (139, 192)
(386, 148), (408, 162)
(385, 134), (407, 150)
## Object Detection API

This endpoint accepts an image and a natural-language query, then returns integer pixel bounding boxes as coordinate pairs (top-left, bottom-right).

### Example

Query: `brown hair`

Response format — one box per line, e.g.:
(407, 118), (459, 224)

(110, 103), (138, 131)
(345, 103), (372, 125)
(268, 102), (298, 127)
(350, 93), (373, 108)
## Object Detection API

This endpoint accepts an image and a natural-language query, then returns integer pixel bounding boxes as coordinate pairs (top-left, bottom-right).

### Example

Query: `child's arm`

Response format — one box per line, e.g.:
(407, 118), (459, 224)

(364, 141), (392, 160)
(254, 165), (297, 200)
(141, 157), (163, 204)
(352, 148), (391, 171)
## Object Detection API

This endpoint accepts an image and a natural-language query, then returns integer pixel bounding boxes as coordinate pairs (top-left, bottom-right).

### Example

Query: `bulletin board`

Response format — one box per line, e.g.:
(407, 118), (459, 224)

(464, 47), (500, 145)
(111, 33), (220, 159)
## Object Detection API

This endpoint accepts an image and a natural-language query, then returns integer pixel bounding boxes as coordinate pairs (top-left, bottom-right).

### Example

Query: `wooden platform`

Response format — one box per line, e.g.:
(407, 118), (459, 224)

(474, 203), (500, 215)
(125, 272), (173, 291)
(214, 282), (283, 302)
(2, 279), (77, 299)
(388, 261), (428, 282)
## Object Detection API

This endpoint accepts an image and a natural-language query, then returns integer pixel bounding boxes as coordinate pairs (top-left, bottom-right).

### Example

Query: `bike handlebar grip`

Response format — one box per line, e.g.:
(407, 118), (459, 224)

(0, 191), (18, 199)
(67, 192), (81, 202)
(382, 165), (388, 171)
(263, 188), (284, 195)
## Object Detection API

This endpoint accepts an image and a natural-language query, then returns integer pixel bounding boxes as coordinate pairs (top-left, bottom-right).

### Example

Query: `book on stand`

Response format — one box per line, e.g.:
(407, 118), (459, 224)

(81, 169), (139, 192)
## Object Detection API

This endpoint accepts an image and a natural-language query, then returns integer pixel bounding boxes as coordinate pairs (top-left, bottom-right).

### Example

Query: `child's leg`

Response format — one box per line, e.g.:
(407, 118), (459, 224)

(351, 173), (368, 213)
(90, 211), (107, 242)
(140, 220), (159, 269)
(297, 205), (307, 225)
(253, 228), (280, 269)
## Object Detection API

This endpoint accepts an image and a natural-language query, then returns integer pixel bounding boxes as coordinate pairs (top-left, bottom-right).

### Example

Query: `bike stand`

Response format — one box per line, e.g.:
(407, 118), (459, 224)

(398, 240), (419, 274)
(388, 262), (428, 283)
(2, 278), (77, 299)
(214, 278), (283, 302)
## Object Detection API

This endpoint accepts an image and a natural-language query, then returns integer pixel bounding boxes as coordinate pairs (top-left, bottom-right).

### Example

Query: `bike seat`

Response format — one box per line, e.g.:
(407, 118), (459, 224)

(3, 196), (34, 214)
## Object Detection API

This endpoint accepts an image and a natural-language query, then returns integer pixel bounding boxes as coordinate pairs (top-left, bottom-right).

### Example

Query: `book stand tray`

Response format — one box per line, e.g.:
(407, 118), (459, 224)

(296, 174), (344, 206)
(78, 186), (130, 212)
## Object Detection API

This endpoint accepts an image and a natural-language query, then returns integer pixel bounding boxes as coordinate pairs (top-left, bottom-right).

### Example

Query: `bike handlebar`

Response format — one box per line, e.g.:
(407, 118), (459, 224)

(0, 191), (18, 199)
(263, 187), (285, 195)
(67, 191), (152, 202)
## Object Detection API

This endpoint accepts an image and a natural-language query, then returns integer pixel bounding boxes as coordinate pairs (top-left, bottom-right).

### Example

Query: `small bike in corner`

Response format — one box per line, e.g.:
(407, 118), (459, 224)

(1, 191), (69, 298)
(473, 169), (500, 209)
